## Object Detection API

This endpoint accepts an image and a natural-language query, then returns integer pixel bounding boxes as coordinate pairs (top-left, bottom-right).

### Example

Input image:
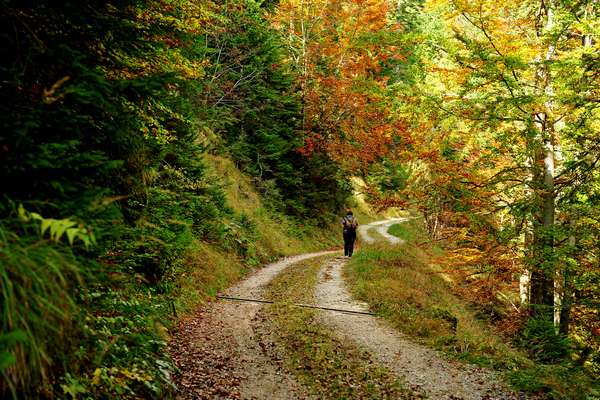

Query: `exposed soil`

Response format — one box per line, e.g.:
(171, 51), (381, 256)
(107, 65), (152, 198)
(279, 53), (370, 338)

(169, 221), (538, 400)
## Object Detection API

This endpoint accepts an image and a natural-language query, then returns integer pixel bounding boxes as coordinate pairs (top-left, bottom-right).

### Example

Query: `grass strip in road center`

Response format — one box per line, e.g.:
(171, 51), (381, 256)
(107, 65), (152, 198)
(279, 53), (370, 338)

(265, 254), (420, 399)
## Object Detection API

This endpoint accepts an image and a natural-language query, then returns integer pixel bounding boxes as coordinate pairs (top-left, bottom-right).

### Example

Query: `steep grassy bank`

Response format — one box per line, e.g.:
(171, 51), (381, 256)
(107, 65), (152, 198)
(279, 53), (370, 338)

(176, 154), (344, 310)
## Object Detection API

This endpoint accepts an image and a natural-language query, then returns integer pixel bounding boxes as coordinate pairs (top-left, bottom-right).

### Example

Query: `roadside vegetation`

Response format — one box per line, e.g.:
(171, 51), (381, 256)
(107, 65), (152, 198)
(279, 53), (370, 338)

(1, 152), (342, 399)
(348, 219), (599, 399)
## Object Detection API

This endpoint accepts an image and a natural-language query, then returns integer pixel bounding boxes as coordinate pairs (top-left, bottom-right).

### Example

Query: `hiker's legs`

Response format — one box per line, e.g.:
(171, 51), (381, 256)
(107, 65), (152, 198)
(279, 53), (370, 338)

(343, 231), (351, 257)
(348, 231), (356, 257)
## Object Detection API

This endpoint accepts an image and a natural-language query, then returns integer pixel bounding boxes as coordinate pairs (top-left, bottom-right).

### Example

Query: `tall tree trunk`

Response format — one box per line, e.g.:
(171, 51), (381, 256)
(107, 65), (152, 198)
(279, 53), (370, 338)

(521, 223), (532, 304)
(529, 140), (555, 317)
(558, 213), (577, 335)
(529, 0), (557, 318)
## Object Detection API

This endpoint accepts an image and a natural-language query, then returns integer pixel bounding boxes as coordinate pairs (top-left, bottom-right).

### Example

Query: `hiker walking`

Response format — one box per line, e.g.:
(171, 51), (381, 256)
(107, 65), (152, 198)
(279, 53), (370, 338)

(342, 210), (358, 258)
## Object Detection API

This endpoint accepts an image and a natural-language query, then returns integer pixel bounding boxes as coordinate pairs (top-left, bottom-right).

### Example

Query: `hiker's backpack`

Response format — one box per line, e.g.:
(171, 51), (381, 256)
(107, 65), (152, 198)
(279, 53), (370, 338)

(345, 217), (357, 229)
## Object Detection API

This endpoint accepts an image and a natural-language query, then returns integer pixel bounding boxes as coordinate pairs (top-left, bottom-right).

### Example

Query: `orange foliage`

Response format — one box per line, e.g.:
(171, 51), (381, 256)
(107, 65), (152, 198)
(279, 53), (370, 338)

(273, 0), (407, 172)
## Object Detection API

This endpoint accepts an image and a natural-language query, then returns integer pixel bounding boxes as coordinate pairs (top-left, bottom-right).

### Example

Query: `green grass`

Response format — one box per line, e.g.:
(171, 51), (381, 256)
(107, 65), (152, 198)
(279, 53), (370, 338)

(265, 254), (419, 399)
(386, 218), (423, 242)
(0, 224), (84, 397)
(347, 237), (523, 371)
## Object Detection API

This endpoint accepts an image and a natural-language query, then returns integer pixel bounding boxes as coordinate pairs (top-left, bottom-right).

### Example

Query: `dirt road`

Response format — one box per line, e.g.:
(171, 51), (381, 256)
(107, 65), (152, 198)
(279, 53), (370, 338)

(170, 220), (533, 399)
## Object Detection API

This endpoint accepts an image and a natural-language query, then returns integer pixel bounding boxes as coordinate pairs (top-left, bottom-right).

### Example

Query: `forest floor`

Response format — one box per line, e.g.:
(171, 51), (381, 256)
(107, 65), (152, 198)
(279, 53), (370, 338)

(168, 220), (539, 400)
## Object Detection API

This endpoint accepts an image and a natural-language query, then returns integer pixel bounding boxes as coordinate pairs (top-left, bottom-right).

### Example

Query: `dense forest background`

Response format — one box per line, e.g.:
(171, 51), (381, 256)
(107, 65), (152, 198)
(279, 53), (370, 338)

(1, 0), (599, 398)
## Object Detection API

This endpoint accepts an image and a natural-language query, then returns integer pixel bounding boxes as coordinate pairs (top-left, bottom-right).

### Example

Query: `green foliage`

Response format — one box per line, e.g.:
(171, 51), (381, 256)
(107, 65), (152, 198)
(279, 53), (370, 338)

(367, 159), (412, 198)
(505, 364), (599, 400)
(112, 135), (233, 283)
(199, 0), (351, 218)
(0, 215), (89, 397)
(0, 0), (223, 397)
(0, 204), (181, 398)
(74, 290), (176, 399)
(515, 315), (569, 363)
(0, 0), (169, 220)
(25, 211), (98, 250)
(0, 0), (367, 397)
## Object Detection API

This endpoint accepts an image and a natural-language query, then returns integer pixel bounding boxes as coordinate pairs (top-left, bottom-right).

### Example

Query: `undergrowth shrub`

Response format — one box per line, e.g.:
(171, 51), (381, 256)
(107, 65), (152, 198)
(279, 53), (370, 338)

(515, 314), (569, 363)
(79, 290), (176, 399)
(0, 219), (85, 397)
(505, 364), (600, 400)
(0, 208), (180, 399)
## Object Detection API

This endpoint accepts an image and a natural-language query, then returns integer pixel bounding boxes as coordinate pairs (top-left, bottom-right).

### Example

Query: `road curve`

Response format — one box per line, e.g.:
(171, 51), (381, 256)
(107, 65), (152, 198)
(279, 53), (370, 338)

(358, 217), (411, 244)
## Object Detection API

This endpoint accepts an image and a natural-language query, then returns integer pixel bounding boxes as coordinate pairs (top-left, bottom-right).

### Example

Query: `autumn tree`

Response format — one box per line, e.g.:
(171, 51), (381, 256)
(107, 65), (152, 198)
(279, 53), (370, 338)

(416, 0), (600, 360)
(272, 0), (408, 176)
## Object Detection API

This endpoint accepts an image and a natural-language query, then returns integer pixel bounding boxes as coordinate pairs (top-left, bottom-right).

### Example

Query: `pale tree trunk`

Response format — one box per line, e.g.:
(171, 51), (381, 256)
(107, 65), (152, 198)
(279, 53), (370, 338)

(557, 213), (577, 334)
(520, 268), (530, 304)
(298, 0), (307, 131)
(280, 0), (331, 131)
(529, 140), (555, 316)
(521, 218), (533, 304)
(528, 0), (557, 318)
